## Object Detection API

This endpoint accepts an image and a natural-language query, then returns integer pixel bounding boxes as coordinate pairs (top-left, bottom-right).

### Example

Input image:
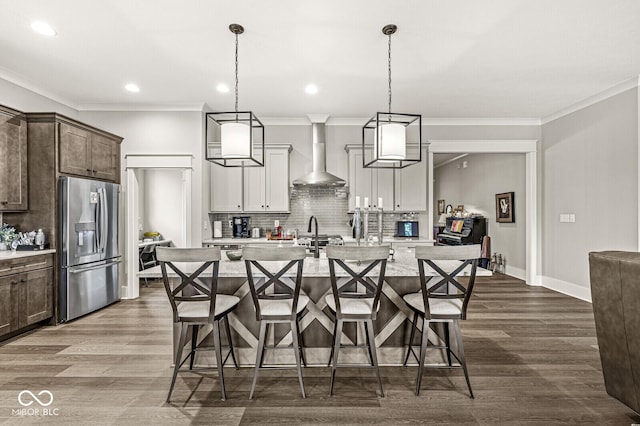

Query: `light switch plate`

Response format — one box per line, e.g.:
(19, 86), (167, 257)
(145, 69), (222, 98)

(560, 213), (576, 223)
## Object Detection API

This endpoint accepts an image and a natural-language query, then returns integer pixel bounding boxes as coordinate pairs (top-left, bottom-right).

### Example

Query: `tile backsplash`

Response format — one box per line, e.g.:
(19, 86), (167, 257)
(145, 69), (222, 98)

(209, 187), (419, 238)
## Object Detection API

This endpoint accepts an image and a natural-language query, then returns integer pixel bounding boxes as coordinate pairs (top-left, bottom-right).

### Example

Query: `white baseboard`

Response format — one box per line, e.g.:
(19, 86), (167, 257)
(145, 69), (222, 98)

(540, 275), (592, 302)
(505, 265), (526, 281)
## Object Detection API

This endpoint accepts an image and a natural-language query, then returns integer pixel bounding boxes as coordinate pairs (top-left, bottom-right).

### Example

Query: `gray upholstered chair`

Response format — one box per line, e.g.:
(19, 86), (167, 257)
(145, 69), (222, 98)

(242, 245), (308, 399)
(403, 244), (480, 397)
(157, 247), (240, 402)
(325, 245), (390, 397)
(589, 251), (640, 414)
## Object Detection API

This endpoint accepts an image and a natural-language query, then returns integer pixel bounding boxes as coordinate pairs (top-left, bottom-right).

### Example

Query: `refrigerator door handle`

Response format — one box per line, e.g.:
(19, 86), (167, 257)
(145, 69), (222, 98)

(69, 259), (121, 274)
(102, 188), (109, 253)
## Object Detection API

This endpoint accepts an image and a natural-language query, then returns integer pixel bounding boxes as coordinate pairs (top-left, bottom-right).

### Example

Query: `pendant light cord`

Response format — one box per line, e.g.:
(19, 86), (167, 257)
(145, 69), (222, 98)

(388, 32), (392, 116)
(234, 32), (239, 120)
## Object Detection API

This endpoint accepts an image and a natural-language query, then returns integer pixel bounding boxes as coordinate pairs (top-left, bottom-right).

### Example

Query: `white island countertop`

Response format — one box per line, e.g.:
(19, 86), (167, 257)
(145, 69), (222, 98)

(140, 248), (489, 279)
(0, 248), (56, 260)
(203, 236), (435, 246)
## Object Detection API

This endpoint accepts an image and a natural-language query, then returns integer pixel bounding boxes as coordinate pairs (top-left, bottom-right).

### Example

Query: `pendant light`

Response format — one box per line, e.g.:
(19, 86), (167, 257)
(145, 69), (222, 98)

(362, 24), (422, 169)
(206, 24), (264, 167)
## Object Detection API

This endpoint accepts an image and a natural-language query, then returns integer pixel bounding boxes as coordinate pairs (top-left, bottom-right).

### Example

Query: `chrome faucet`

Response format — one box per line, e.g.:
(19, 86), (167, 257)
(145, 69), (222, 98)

(307, 216), (319, 258)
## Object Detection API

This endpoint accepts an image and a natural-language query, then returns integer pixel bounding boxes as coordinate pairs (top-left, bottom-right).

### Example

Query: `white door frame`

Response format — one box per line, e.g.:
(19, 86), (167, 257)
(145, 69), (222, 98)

(123, 154), (193, 299)
(427, 140), (540, 285)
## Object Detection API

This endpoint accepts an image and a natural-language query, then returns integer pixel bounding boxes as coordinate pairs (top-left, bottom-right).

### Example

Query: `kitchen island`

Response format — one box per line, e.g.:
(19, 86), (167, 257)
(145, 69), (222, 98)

(139, 247), (490, 366)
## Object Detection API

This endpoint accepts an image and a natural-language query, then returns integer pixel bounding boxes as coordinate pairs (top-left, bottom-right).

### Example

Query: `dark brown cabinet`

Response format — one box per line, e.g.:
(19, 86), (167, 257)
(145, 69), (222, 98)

(0, 253), (54, 340)
(59, 122), (119, 182)
(0, 106), (28, 211)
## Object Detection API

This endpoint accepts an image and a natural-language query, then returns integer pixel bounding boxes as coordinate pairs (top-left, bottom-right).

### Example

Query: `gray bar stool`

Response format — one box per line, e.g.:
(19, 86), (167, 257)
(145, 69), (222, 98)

(325, 245), (389, 397)
(402, 244), (480, 397)
(157, 247), (240, 402)
(242, 245), (308, 399)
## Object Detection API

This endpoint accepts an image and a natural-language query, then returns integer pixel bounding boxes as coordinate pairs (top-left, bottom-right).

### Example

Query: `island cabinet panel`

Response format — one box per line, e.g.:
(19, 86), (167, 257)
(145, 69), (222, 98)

(59, 122), (120, 182)
(0, 253), (54, 340)
(0, 106), (28, 211)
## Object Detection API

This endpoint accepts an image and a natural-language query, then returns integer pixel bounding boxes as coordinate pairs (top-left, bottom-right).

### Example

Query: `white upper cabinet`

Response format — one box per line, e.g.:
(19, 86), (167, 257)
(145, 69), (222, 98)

(210, 163), (243, 212)
(211, 144), (291, 213)
(394, 147), (427, 211)
(264, 148), (290, 212)
(346, 146), (395, 210)
(346, 144), (427, 212)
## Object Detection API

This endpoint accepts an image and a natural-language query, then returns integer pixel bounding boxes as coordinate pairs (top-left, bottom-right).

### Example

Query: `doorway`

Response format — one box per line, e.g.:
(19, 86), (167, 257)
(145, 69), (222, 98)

(427, 140), (539, 285)
(123, 154), (193, 299)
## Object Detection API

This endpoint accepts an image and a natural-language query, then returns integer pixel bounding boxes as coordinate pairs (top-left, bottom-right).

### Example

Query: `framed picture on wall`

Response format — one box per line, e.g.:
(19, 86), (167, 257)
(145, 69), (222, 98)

(496, 192), (515, 223)
(437, 199), (445, 215)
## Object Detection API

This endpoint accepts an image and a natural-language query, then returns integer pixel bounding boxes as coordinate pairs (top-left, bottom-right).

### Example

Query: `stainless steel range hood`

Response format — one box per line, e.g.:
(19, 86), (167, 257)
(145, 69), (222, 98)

(292, 120), (346, 187)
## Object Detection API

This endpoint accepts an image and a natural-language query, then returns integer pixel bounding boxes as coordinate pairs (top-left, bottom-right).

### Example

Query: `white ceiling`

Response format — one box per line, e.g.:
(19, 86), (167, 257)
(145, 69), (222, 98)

(1, 0), (639, 119)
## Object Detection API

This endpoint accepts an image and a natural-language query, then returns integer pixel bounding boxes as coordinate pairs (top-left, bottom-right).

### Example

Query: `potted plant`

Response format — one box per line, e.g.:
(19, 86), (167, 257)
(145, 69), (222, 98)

(0, 223), (17, 250)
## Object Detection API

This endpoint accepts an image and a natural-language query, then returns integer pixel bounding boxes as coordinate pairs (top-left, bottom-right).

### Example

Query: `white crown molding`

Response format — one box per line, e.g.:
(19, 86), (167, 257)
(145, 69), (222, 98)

(422, 117), (541, 126)
(259, 117), (311, 125)
(541, 76), (640, 124)
(78, 103), (206, 112)
(0, 67), (79, 111)
(261, 116), (541, 126)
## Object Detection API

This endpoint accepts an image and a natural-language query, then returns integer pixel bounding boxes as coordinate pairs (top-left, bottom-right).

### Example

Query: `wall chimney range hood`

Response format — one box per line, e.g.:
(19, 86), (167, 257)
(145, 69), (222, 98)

(292, 116), (346, 187)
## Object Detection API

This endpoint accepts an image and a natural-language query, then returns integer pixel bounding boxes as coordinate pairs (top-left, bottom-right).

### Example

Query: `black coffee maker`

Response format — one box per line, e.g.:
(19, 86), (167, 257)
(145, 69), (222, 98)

(232, 216), (250, 238)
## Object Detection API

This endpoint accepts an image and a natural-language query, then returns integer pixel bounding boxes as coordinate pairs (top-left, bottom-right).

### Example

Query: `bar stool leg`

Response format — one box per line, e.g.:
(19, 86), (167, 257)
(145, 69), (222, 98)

(327, 318), (338, 367)
(329, 319), (343, 396)
(224, 315), (239, 369)
(415, 318), (430, 396)
(291, 320), (306, 398)
(296, 318), (307, 367)
(212, 320), (227, 401)
(403, 311), (419, 367)
(250, 321), (267, 400)
(364, 321), (375, 367)
(453, 320), (474, 399)
(189, 325), (199, 370)
(167, 323), (188, 402)
(366, 319), (384, 397)
(443, 322), (453, 367)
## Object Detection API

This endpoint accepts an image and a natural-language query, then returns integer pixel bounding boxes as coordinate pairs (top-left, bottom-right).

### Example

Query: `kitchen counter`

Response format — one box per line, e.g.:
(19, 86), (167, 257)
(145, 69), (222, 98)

(203, 236), (436, 247)
(140, 247), (477, 279)
(0, 248), (56, 260)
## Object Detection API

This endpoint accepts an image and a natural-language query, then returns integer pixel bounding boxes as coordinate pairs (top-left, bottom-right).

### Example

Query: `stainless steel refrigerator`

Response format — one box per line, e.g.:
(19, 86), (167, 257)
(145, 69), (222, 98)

(59, 176), (120, 322)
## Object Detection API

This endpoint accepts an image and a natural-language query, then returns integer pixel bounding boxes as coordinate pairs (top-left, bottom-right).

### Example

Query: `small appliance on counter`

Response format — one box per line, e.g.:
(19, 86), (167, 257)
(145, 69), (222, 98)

(251, 227), (260, 238)
(396, 220), (419, 238)
(232, 216), (250, 238)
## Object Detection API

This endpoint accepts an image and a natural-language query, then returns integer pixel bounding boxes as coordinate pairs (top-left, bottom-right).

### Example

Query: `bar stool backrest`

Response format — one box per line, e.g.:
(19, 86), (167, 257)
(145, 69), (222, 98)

(156, 247), (221, 323)
(242, 246), (307, 321)
(414, 244), (481, 320)
(326, 245), (390, 320)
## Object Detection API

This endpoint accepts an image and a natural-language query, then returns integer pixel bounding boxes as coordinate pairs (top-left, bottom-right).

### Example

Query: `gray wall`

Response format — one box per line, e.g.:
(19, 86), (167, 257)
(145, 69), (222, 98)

(541, 88), (638, 295)
(434, 153), (527, 277)
(0, 78), (78, 117)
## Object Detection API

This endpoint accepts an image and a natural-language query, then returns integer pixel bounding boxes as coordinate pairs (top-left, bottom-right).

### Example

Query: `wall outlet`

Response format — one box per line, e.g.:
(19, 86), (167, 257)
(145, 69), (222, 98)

(274, 219), (280, 227)
(559, 213), (576, 223)
(203, 220), (208, 230)
(228, 220), (233, 228)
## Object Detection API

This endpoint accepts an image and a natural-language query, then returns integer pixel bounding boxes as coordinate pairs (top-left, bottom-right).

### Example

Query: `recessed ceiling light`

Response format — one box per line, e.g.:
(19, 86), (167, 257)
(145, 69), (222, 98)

(124, 83), (140, 93)
(216, 84), (230, 93)
(31, 21), (57, 37)
(305, 84), (318, 95)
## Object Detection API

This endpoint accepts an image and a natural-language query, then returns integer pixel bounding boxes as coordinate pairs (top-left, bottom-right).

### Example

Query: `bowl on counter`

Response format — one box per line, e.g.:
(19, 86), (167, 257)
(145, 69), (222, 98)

(225, 250), (243, 261)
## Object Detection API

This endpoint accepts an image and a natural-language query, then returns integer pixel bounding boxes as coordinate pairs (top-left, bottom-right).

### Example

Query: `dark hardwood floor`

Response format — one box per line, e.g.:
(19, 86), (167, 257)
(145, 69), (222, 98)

(1, 275), (638, 425)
